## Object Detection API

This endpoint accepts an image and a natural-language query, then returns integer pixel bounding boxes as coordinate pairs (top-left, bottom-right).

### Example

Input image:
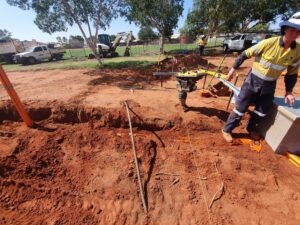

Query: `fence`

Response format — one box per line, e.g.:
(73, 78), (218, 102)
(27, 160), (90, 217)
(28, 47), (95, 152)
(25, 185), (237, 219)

(63, 37), (225, 60)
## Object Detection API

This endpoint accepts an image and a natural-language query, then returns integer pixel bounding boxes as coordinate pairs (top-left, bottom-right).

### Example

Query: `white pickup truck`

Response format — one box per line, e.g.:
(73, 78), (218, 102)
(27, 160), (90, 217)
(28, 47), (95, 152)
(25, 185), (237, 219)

(14, 44), (65, 65)
(222, 33), (259, 53)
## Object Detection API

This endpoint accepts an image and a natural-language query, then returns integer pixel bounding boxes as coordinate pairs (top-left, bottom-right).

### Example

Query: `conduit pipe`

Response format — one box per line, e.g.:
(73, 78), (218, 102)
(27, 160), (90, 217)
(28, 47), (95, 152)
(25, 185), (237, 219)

(124, 100), (148, 214)
(0, 65), (33, 127)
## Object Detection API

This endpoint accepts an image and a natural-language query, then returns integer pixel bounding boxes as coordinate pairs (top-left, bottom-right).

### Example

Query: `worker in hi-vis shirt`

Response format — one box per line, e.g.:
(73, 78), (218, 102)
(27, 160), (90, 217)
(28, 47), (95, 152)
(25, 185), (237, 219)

(198, 35), (207, 56)
(222, 12), (300, 143)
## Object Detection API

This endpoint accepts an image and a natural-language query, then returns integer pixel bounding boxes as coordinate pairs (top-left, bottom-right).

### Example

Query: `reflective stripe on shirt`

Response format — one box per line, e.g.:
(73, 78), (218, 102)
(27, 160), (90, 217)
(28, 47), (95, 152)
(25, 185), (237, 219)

(244, 36), (300, 80)
(251, 68), (277, 81)
(250, 45), (260, 55)
(291, 60), (300, 68)
(256, 56), (286, 71)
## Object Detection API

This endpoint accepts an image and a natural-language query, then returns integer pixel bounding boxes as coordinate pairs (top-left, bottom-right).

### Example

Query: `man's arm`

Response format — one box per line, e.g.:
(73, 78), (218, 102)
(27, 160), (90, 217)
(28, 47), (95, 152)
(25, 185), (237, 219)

(285, 74), (298, 93)
(284, 74), (298, 107)
(226, 52), (249, 81)
(226, 39), (270, 81)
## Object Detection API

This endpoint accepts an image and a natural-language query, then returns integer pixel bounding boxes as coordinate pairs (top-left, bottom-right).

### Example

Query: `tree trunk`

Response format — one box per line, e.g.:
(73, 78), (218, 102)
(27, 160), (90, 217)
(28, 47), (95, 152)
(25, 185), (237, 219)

(159, 34), (165, 54)
(62, 0), (102, 64)
(82, 36), (102, 64)
(87, 42), (102, 63)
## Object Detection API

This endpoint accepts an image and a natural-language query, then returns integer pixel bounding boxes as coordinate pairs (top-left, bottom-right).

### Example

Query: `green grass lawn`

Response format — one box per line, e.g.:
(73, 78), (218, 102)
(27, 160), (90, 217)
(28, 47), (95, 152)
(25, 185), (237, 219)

(1, 41), (223, 72)
(64, 40), (222, 58)
(63, 43), (198, 59)
(1, 55), (163, 72)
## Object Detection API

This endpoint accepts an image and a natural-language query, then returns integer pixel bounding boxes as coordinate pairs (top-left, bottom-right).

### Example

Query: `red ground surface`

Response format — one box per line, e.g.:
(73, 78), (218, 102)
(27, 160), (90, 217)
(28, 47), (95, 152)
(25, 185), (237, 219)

(1, 54), (300, 225)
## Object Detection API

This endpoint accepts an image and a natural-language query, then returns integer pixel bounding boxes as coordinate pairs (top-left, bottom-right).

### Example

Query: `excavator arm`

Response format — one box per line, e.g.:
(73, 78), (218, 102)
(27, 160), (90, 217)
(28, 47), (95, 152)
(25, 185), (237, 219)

(112, 31), (133, 56)
(97, 31), (133, 57)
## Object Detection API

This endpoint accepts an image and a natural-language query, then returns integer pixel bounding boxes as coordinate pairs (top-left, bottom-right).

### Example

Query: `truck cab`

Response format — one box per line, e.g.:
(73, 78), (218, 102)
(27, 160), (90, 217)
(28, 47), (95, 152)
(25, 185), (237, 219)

(14, 45), (65, 65)
(223, 33), (257, 53)
(30, 46), (52, 61)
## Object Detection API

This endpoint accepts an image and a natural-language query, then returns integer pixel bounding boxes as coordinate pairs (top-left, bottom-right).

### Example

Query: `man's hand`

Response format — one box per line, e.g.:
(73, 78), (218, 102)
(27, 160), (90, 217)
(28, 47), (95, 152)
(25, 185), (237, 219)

(285, 92), (295, 107)
(226, 68), (236, 81)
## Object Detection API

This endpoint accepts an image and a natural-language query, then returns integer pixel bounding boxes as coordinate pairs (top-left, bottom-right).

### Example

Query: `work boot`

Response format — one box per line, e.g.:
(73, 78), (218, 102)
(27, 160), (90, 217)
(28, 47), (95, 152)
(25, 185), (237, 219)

(249, 131), (261, 141)
(246, 112), (261, 133)
(222, 129), (233, 143)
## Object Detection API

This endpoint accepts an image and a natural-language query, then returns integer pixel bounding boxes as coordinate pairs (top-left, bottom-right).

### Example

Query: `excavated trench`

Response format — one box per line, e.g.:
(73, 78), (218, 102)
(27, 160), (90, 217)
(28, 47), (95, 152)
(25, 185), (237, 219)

(0, 101), (222, 131)
(0, 103), (167, 129)
(0, 102), (230, 225)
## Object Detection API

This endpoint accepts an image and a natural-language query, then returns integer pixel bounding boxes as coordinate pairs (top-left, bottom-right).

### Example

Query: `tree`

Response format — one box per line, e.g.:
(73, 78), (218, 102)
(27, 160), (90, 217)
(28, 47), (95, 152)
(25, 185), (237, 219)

(62, 36), (68, 45)
(56, 36), (62, 44)
(180, 9), (208, 40)
(70, 35), (84, 43)
(69, 35), (85, 48)
(183, 0), (300, 36)
(248, 23), (270, 33)
(0, 29), (12, 40)
(123, 0), (184, 53)
(87, 35), (97, 46)
(6, 0), (124, 63)
(138, 26), (158, 41)
(109, 34), (116, 42)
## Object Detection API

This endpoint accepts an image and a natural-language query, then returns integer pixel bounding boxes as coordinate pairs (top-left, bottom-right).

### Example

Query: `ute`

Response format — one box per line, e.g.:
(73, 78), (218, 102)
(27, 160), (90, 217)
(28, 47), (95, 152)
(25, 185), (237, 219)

(222, 33), (259, 53)
(97, 31), (133, 57)
(14, 44), (65, 65)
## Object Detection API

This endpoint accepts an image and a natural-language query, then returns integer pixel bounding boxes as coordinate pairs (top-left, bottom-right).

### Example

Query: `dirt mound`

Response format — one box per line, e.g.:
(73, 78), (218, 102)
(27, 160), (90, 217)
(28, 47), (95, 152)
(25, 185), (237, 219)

(159, 54), (208, 71)
(85, 68), (157, 89)
(158, 54), (229, 74)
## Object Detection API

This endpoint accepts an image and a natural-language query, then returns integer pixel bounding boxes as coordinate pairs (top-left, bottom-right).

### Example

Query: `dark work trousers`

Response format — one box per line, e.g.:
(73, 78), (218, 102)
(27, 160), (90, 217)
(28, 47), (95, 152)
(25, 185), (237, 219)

(223, 73), (276, 133)
(199, 45), (204, 56)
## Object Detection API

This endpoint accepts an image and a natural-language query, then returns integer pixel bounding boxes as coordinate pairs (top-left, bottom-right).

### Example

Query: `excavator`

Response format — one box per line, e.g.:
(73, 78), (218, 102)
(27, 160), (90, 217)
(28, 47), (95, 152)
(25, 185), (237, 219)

(97, 31), (133, 57)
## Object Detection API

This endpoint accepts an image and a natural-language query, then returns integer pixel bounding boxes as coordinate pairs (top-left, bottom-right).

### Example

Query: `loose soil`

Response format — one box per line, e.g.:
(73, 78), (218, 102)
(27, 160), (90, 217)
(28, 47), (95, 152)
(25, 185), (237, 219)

(1, 54), (300, 225)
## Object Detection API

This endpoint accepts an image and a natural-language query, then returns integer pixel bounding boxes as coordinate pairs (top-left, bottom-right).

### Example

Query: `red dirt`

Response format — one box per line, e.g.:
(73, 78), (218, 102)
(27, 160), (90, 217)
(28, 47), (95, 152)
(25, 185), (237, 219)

(1, 55), (300, 225)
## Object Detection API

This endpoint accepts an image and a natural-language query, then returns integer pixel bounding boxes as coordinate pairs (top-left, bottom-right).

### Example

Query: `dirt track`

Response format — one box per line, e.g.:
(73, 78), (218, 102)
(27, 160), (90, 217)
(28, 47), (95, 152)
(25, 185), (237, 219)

(1, 55), (300, 225)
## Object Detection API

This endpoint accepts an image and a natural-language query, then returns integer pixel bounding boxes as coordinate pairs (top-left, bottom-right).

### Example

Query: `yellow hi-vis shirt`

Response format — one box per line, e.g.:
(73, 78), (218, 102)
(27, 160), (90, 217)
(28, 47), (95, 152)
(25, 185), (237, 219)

(198, 39), (206, 46)
(245, 36), (300, 81)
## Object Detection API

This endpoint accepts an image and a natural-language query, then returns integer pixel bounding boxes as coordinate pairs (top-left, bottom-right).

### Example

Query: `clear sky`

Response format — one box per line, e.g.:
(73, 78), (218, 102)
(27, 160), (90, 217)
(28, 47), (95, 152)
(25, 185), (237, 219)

(0, 1), (193, 43)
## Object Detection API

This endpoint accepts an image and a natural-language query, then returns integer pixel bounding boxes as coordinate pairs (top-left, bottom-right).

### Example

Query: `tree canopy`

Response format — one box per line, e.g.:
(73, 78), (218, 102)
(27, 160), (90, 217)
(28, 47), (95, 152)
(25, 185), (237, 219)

(69, 35), (85, 48)
(70, 35), (84, 43)
(182, 0), (300, 38)
(123, 0), (183, 53)
(109, 34), (117, 42)
(0, 29), (12, 40)
(138, 26), (158, 41)
(6, 0), (124, 63)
